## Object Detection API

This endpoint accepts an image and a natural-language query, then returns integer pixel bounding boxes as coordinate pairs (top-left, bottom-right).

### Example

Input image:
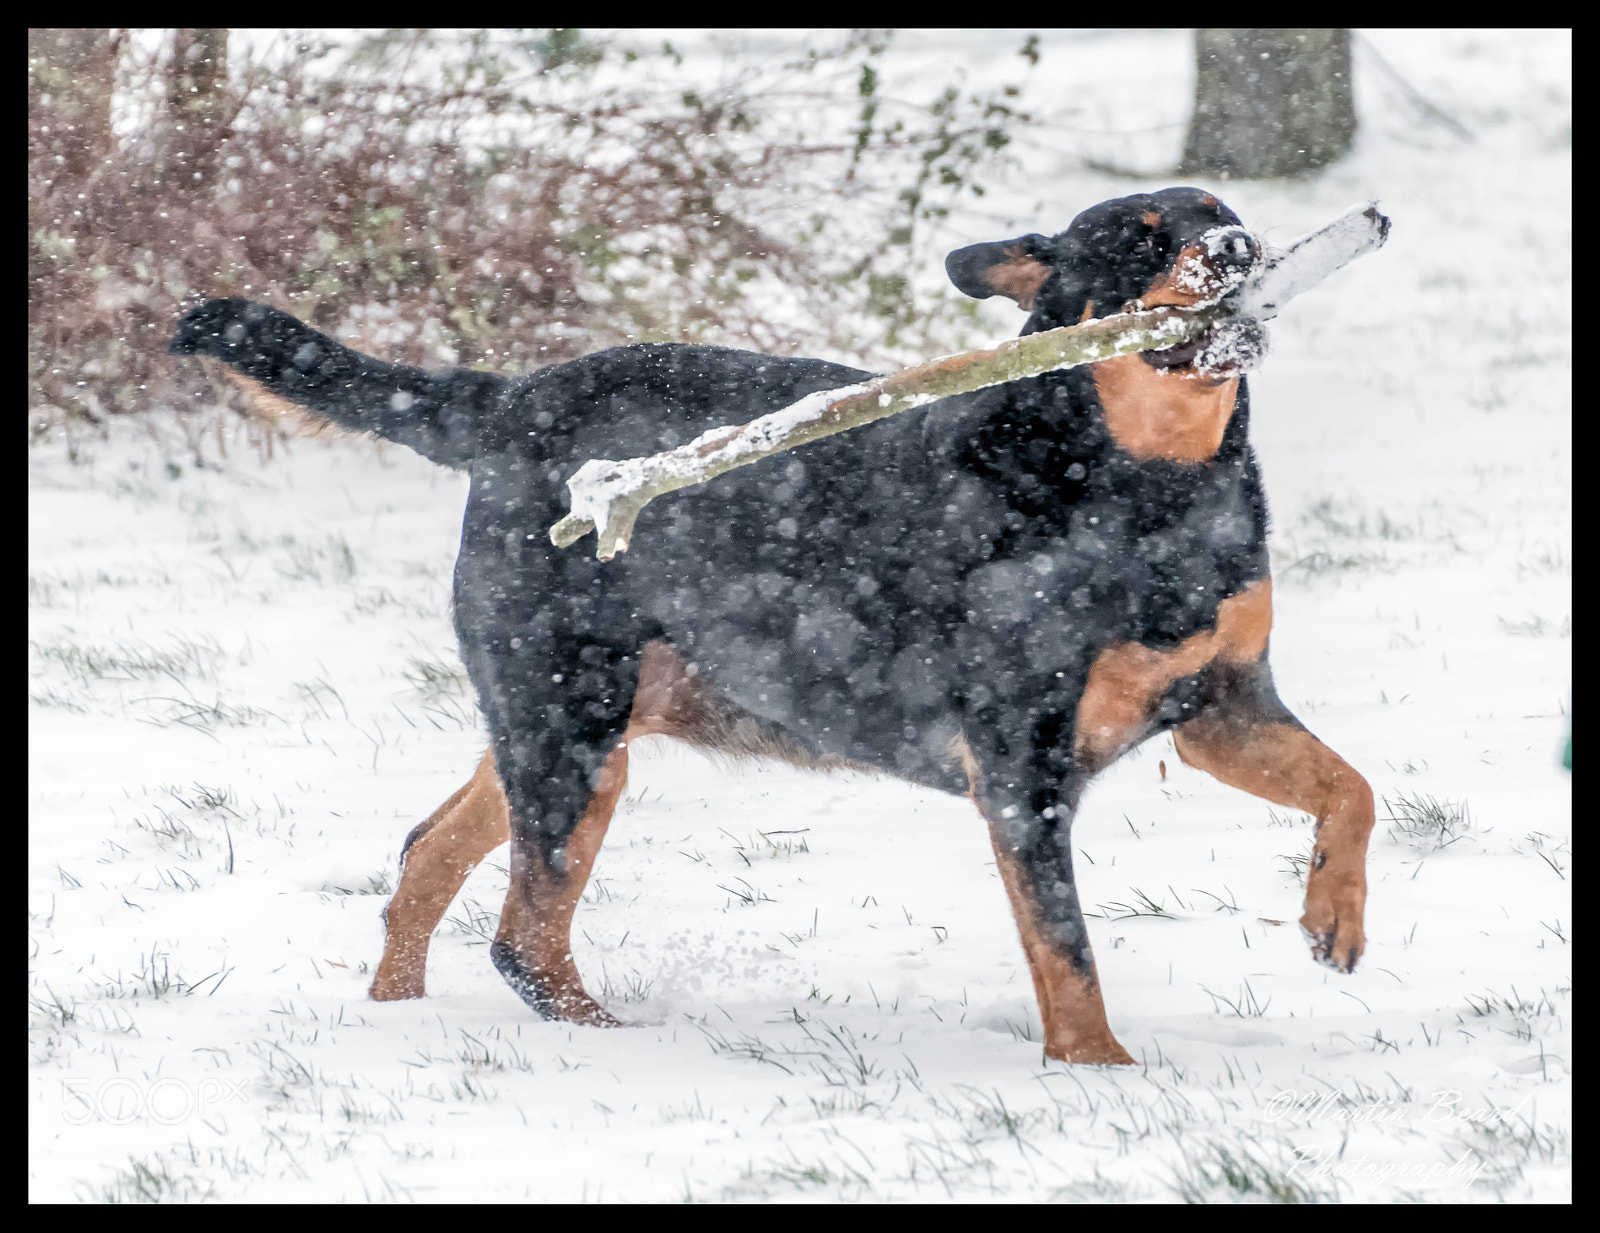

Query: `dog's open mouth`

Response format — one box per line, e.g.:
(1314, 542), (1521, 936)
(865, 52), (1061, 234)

(1141, 318), (1270, 377)
(1141, 328), (1217, 370)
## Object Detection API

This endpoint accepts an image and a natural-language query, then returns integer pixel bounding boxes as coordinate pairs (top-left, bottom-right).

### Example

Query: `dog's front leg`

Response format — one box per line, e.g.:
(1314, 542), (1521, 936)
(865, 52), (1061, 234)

(1173, 660), (1374, 973)
(960, 737), (1134, 1065)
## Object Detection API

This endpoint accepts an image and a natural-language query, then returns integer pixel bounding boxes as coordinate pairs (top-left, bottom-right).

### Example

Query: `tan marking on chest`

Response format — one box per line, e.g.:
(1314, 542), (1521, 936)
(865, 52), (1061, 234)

(1075, 579), (1272, 773)
(1092, 355), (1239, 462)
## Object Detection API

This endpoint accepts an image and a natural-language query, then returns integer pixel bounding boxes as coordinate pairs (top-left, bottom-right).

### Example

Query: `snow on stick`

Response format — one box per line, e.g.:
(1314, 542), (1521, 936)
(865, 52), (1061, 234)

(1233, 202), (1391, 320)
(552, 202), (1390, 560)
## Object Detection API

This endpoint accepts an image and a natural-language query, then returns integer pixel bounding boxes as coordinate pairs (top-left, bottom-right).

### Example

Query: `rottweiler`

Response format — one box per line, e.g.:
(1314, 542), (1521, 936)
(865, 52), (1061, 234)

(170, 187), (1374, 1064)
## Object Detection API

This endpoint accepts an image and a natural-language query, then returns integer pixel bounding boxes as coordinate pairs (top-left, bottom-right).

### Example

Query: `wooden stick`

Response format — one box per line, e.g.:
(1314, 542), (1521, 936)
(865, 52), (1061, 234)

(552, 202), (1389, 561)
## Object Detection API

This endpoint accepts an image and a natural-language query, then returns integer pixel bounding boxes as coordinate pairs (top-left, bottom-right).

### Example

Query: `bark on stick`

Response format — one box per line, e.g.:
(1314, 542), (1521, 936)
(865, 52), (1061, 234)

(552, 202), (1389, 561)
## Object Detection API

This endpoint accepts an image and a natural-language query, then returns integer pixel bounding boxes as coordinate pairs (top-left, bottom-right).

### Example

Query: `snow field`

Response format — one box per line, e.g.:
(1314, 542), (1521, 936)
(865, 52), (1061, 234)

(30, 29), (1568, 1202)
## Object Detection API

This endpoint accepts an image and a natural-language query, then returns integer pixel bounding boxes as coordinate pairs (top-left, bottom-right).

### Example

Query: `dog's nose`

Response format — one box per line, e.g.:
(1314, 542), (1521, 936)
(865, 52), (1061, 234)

(1205, 226), (1259, 268)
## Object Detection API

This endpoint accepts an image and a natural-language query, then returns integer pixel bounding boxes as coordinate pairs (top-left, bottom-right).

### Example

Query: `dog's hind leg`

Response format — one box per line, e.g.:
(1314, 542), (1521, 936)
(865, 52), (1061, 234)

(955, 735), (1135, 1066)
(374, 642), (679, 1012)
(1173, 658), (1374, 973)
(482, 638), (757, 1023)
(371, 748), (509, 1000)
(491, 738), (630, 1025)
(472, 629), (671, 1025)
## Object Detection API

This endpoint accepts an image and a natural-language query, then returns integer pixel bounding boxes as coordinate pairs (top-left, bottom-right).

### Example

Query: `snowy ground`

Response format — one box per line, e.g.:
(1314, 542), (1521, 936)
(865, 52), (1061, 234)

(30, 30), (1569, 1202)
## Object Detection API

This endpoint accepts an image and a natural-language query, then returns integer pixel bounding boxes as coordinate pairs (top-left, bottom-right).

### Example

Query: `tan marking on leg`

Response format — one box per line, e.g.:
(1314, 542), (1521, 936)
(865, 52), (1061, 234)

(485, 636), (859, 1024)
(486, 641), (711, 1024)
(626, 639), (711, 739)
(948, 731), (981, 785)
(629, 639), (859, 772)
(494, 740), (630, 1025)
(953, 733), (1132, 1065)
(976, 803), (1133, 1065)
(1174, 718), (1373, 972)
(1076, 580), (1272, 772)
(371, 748), (508, 1000)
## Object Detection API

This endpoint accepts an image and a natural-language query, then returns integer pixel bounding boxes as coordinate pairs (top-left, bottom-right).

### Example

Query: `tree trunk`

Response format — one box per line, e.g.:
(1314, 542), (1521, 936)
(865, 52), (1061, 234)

(1181, 29), (1354, 180)
(28, 28), (116, 182)
(167, 28), (229, 191)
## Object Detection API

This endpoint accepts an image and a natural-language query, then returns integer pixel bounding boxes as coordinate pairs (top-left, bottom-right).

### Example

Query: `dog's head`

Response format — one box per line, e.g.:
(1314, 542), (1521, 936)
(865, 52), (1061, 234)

(946, 187), (1262, 373)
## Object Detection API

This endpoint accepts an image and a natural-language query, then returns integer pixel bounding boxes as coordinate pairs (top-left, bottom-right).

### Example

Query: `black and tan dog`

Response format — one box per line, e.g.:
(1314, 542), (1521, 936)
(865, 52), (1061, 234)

(170, 187), (1374, 1065)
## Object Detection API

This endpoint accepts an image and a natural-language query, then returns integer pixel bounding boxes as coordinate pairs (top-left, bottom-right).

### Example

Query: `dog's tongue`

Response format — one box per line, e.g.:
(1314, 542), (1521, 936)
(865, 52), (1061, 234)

(1143, 331), (1211, 369)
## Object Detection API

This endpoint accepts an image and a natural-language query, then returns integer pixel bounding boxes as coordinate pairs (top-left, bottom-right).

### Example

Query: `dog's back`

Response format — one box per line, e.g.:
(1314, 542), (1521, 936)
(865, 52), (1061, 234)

(171, 295), (1267, 789)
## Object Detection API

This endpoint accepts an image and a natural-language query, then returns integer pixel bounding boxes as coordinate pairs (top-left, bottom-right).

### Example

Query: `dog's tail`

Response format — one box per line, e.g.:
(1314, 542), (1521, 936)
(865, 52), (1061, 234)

(169, 298), (503, 469)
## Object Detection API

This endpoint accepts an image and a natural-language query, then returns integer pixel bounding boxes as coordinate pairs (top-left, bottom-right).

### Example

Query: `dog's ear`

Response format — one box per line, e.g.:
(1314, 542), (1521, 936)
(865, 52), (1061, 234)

(945, 234), (1055, 310)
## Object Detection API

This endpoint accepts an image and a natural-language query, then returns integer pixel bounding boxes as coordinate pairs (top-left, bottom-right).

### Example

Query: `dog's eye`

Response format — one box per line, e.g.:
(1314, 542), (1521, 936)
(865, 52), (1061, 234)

(1131, 236), (1157, 256)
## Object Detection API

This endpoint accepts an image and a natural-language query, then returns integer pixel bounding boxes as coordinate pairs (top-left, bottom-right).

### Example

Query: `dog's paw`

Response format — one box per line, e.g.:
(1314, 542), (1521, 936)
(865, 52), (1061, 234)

(553, 991), (621, 1028)
(490, 939), (620, 1026)
(369, 974), (427, 1001)
(1044, 1036), (1136, 1066)
(1299, 906), (1365, 973)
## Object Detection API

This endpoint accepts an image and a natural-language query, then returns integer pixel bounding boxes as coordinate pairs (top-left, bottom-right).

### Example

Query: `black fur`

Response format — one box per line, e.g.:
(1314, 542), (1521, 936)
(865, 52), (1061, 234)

(172, 187), (1281, 1009)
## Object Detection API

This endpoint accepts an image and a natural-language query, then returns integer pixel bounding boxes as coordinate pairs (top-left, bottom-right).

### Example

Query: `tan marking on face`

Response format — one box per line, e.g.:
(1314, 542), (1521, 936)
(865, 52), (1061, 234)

(981, 244), (1053, 309)
(1200, 193), (1219, 208)
(1075, 580), (1272, 773)
(1173, 716), (1373, 972)
(1092, 229), (1245, 462)
(1141, 210), (1162, 228)
(1091, 353), (1240, 462)
(1138, 241), (1215, 308)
